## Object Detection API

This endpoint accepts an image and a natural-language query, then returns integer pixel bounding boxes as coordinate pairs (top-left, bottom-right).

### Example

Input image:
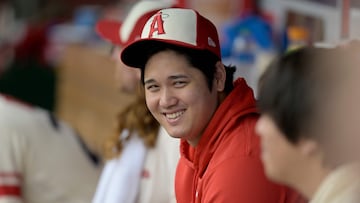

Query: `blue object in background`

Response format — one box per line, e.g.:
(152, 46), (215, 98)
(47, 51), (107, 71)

(73, 5), (100, 27)
(220, 15), (274, 63)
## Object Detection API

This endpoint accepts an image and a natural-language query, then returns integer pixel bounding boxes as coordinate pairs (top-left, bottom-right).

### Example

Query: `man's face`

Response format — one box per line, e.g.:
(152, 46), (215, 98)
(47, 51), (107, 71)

(143, 50), (218, 146)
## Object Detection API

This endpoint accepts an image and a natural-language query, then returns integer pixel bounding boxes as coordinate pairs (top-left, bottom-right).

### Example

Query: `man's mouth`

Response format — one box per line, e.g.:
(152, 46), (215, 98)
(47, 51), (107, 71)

(165, 110), (185, 119)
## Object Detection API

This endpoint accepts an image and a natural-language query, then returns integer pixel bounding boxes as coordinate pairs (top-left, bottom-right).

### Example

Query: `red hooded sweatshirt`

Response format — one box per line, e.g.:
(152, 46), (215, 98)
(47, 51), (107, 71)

(175, 78), (307, 203)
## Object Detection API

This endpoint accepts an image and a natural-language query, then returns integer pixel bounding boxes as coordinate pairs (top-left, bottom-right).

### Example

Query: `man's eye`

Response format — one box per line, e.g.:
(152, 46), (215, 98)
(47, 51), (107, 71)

(146, 84), (159, 91)
(174, 81), (187, 87)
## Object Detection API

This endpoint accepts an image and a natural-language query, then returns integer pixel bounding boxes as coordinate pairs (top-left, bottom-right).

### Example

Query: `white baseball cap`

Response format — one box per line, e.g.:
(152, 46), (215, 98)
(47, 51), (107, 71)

(121, 8), (221, 69)
(95, 1), (175, 46)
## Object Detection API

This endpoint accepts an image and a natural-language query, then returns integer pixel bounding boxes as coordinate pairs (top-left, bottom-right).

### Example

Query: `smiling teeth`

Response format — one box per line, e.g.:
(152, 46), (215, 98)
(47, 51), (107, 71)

(166, 111), (184, 119)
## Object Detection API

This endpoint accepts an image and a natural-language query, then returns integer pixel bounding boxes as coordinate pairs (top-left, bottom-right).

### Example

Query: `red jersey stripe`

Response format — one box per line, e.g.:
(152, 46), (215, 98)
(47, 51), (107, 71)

(0, 185), (21, 197)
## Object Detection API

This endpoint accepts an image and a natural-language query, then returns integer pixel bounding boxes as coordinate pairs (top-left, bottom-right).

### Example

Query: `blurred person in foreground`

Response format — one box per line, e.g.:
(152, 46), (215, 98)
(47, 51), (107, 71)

(256, 45), (360, 203)
(92, 1), (179, 203)
(120, 7), (305, 203)
(0, 94), (100, 203)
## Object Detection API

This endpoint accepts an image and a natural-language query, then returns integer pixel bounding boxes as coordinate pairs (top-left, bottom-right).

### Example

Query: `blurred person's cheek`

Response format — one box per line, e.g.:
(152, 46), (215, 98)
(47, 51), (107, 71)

(111, 47), (141, 93)
(115, 62), (141, 93)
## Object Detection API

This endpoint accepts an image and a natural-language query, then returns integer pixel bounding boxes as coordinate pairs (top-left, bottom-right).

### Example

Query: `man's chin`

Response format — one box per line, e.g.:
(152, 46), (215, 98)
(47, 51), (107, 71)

(165, 129), (182, 139)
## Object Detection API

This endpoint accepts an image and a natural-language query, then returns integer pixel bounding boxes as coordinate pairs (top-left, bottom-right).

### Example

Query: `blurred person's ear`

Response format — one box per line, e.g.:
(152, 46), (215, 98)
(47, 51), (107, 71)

(299, 138), (319, 157)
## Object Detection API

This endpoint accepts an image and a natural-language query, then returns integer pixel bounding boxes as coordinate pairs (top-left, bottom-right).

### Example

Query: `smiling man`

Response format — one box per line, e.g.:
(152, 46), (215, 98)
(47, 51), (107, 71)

(120, 8), (305, 203)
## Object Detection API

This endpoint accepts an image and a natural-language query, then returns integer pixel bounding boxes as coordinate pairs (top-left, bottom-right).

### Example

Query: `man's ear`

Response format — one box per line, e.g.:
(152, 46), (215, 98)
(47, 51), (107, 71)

(214, 61), (226, 91)
(299, 138), (320, 157)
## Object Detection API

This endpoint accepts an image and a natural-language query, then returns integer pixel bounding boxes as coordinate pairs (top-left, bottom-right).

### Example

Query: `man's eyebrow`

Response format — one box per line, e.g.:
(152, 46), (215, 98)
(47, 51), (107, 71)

(144, 78), (156, 85)
(144, 74), (189, 85)
(169, 75), (188, 80)
(144, 74), (189, 84)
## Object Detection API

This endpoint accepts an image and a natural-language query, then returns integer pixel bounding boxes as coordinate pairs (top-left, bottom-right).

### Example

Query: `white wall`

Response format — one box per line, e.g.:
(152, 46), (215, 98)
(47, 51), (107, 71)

(350, 8), (360, 38)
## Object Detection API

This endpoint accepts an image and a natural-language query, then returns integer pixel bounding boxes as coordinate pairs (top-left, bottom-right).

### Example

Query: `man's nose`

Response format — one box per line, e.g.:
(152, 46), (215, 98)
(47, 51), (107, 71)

(159, 88), (177, 108)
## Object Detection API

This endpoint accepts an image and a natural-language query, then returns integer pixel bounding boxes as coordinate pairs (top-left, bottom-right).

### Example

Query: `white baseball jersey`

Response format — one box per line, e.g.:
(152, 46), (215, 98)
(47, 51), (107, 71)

(92, 127), (179, 203)
(0, 95), (100, 203)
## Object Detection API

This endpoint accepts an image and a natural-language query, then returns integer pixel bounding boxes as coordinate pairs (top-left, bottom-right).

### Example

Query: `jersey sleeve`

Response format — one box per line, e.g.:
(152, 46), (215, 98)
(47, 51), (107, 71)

(0, 127), (25, 203)
(201, 156), (290, 203)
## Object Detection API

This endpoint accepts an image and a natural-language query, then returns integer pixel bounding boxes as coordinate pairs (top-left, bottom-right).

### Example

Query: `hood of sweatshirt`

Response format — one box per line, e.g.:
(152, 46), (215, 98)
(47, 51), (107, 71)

(180, 78), (258, 173)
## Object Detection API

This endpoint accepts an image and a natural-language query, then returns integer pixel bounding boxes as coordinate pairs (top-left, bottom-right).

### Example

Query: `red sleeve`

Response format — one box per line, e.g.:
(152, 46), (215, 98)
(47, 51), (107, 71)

(201, 156), (295, 203)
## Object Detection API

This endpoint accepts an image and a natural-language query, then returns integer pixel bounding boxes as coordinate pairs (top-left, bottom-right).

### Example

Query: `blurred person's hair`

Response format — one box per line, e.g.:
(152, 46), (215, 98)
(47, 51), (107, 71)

(104, 84), (159, 159)
(257, 47), (342, 143)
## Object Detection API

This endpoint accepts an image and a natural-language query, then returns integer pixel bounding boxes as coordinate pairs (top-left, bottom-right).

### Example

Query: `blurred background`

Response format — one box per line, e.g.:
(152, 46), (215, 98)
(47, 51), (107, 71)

(0, 0), (359, 158)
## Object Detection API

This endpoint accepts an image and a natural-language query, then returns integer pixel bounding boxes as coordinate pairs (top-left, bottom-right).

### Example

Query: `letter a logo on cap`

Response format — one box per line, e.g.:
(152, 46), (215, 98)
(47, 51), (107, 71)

(148, 11), (166, 38)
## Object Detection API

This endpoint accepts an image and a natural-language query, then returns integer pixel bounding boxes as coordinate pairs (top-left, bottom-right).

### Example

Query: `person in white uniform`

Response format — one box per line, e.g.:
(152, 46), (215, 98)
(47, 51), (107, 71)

(92, 1), (180, 203)
(0, 94), (100, 203)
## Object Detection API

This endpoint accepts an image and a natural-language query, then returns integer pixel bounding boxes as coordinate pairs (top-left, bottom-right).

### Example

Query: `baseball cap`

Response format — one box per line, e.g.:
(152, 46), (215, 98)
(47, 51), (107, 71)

(121, 8), (221, 69)
(95, 1), (175, 46)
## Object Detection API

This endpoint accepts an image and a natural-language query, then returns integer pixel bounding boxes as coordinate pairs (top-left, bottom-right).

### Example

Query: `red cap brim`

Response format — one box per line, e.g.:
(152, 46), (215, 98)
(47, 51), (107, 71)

(95, 20), (123, 45)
